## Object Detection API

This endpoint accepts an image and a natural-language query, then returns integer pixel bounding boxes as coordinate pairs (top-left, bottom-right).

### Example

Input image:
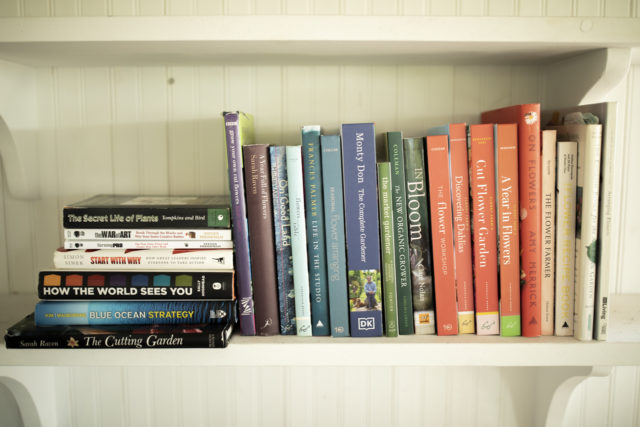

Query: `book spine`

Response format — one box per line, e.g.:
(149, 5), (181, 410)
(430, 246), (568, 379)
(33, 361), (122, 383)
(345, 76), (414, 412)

(554, 141), (578, 336)
(243, 144), (280, 336)
(223, 111), (256, 335)
(38, 270), (235, 300)
(541, 130), (557, 336)
(386, 132), (414, 335)
(426, 135), (458, 335)
(342, 123), (383, 337)
(595, 103), (617, 341)
(377, 162), (398, 337)
(495, 124), (521, 337)
(302, 126), (331, 336)
(469, 124), (499, 335)
(270, 146), (296, 335)
(53, 248), (234, 270)
(286, 146), (313, 336)
(5, 321), (233, 349)
(34, 300), (236, 326)
(64, 228), (232, 241)
(448, 124), (475, 334)
(403, 137), (435, 335)
(320, 135), (350, 337)
(481, 104), (542, 337)
(63, 240), (233, 250)
(574, 125), (603, 341)
(63, 207), (230, 229)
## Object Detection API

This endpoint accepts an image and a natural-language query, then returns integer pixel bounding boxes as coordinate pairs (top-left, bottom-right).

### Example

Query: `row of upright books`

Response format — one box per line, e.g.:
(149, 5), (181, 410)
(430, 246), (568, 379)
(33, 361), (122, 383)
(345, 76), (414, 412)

(5, 196), (238, 348)
(226, 101), (613, 340)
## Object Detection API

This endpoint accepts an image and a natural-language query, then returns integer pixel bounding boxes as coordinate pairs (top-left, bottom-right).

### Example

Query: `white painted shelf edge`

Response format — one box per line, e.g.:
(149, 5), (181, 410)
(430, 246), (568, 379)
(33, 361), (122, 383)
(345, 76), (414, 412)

(0, 16), (639, 66)
(1, 293), (639, 367)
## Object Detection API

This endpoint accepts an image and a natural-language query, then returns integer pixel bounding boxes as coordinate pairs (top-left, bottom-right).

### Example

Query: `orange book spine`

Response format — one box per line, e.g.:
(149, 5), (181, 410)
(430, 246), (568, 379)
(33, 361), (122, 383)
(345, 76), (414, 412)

(448, 123), (475, 334)
(496, 124), (521, 336)
(426, 135), (459, 336)
(469, 124), (499, 335)
(481, 104), (541, 337)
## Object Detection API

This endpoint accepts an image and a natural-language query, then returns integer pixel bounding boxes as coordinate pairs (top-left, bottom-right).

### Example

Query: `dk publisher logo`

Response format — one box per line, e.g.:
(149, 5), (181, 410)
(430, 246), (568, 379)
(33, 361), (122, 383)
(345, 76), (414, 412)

(358, 317), (376, 331)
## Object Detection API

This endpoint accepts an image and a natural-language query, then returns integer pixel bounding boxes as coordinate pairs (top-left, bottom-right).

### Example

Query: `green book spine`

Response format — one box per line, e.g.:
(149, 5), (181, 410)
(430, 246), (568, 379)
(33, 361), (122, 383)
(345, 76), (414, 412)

(403, 137), (436, 335)
(386, 133), (414, 335)
(377, 162), (398, 337)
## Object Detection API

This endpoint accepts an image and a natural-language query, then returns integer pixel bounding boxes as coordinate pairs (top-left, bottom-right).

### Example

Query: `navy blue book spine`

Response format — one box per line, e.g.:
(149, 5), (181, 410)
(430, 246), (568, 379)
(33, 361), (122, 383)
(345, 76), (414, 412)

(341, 123), (383, 337)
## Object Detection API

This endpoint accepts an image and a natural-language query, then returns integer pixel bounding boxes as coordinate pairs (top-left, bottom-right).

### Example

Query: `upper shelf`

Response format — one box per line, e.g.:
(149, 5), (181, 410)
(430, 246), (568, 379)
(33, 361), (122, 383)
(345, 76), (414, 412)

(0, 16), (639, 66)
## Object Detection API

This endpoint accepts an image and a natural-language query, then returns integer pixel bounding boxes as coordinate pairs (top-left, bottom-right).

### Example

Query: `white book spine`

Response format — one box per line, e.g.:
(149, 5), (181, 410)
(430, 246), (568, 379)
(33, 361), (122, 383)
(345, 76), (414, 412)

(569, 125), (603, 341)
(554, 141), (578, 336)
(541, 130), (556, 336)
(64, 228), (232, 241)
(53, 248), (234, 270)
(286, 146), (312, 336)
(63, 240), (233, 250)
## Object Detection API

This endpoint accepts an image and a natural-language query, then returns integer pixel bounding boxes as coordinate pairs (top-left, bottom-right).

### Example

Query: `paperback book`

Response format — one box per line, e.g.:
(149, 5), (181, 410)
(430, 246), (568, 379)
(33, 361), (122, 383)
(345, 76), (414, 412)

(377, 162), (398, 337)
(6, 314), (234, 349)
(53, 248), (234, 270)
(62, 195), (230, 229)
(541, 129), (557, 336)
(64, 228), (232, 241)
(64, 240), (233, 250)
(38, 270), (235, 300)
(34, 300), (236, 326)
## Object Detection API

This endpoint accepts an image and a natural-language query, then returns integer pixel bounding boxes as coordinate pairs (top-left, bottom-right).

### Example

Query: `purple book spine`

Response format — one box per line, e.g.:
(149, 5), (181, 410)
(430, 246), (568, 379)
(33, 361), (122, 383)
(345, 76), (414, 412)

(224, 111), (256, 336)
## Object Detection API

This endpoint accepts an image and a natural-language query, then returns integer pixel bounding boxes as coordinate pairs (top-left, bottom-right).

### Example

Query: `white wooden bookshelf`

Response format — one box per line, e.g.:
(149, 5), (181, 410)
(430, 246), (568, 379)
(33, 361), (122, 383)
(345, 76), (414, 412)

(0, 12), (639, 427)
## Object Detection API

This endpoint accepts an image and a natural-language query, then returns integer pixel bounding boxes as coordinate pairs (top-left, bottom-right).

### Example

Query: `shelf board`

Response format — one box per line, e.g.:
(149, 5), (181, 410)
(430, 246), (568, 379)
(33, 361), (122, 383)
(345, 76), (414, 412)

(1, 293), (639, 368)
(0, 16), (639, 66)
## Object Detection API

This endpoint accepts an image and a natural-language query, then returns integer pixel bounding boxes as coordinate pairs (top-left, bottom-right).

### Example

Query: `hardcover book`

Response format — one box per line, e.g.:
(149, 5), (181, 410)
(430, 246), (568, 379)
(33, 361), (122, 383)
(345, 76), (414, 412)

(34, 300), (236, 326)
(64, 228), (232, 241)
(481, 104), (541, 337)
(427, 123), (475, 334)
(547, 122), (602, 341)
(342, 123), (383, 337)
(62, 195), (230, 229)
(495, 124), (521, 337)
(243, 144), (280, 336)
(6, 314), (234, 349)
(38, 270), (235, 300)
(541, 130), (557, 336)
(286, 146), (313, 336)
(403, 136), (435, 335)
(554, 141), (578, 337)
(426, 135), (458, 335)
(223, 111), (256, 336)
(64, 240), (233, 250)
(270, 145), (296, 335)
(385, 132), (414, 335)
(469, 124), (499, 335)
(377, 162), (398, 337)
(320, 135), (350, 337)
(302, 125), (330, 336)
(53, 248), (233, 270)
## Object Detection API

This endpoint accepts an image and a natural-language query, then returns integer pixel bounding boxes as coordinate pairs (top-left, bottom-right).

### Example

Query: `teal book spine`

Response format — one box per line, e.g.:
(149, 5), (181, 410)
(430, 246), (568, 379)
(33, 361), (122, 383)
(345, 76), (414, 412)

(286, 146), (313, 336)
(386, 132), (414, 335)
(377, 162), (398, 337)
(403, 137), (436, 335)
(302, 126), (330, 336)
(320, 134), (350, 337)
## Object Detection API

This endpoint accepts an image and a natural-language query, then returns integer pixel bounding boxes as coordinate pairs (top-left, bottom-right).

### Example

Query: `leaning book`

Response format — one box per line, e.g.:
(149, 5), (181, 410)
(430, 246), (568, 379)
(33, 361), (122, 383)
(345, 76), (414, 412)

(5, 314), (234, 349)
